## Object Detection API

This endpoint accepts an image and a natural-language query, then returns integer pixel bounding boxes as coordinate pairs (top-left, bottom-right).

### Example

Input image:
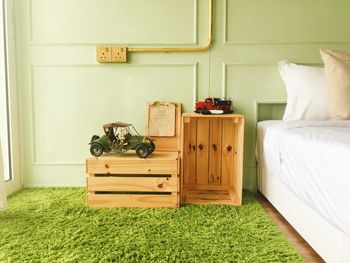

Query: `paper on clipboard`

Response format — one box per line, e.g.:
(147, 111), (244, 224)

(148, 102), (176, 137)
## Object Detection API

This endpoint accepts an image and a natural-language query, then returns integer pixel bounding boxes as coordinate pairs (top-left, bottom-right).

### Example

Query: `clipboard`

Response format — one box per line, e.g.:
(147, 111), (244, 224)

(146, 102), (181, 152)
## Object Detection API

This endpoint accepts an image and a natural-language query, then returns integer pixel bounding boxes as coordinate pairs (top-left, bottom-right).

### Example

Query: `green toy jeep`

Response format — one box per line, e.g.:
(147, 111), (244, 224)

(89, 122), (155, 158)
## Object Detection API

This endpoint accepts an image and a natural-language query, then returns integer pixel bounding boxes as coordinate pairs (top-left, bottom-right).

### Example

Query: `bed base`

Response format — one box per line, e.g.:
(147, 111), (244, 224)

(258, 166), (350, 263)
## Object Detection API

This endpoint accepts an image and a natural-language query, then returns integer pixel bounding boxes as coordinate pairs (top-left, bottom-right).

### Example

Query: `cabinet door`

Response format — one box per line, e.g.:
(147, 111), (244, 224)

(209, 118), (222, 185)
(183, 117), (197, 186)
(196, 118), (209, 185)
(221, 119), (235, 186)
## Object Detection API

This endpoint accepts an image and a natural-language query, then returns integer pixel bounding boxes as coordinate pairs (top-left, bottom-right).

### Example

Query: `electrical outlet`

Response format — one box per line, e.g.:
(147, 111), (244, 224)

(111, 46), (127, 63)
(96, 46), (111, 63)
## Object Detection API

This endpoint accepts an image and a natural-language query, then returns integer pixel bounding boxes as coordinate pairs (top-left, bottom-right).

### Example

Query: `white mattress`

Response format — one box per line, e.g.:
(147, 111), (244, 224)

(256, 120), (350, 237)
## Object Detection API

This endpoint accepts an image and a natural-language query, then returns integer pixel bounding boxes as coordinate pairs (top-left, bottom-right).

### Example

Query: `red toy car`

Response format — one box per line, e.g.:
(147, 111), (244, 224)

(195, 97), (233, 114)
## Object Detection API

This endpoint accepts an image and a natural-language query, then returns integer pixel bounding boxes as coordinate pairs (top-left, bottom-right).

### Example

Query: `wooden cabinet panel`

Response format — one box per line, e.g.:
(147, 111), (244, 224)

(181, 113), (244, 205)
(196, 118), (210, 185)
(209, 118), (222, 185)
(221, 119), (235, 186)
(183, 117), (197, 185)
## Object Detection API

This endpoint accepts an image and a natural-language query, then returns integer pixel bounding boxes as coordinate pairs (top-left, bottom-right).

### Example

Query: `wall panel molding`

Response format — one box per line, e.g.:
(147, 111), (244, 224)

(28, 0), (199, 46)
(221, 62), (322, 98)
(221, 63), (278, 98)
(30, 63), (198, 165)
(223, 0), (350, 45)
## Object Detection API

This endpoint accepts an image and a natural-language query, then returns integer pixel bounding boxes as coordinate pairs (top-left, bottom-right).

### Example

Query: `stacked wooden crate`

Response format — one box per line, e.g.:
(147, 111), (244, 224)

(86, 102), (181, 208)
(181, 113), (244, 205)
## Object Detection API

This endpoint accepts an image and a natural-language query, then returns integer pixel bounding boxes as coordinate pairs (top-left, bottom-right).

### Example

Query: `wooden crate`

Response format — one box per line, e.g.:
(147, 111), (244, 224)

(86, 152), (180, 208)
(86, 102), (182, 208)
(181, 113), (244, 205)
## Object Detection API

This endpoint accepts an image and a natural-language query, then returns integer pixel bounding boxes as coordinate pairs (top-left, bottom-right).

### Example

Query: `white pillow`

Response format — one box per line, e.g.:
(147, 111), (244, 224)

(278, 60), (329, 121)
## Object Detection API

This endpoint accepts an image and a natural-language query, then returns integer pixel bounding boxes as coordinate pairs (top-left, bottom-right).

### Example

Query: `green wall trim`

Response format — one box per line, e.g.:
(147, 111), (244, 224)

(16, 0), (350, 189)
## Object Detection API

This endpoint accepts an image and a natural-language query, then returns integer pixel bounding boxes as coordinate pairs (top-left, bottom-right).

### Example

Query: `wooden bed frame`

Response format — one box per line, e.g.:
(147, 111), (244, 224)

(255, 102), (350, 262)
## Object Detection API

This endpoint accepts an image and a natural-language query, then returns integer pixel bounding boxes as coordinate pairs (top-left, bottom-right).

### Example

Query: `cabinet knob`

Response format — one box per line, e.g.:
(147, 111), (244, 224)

(198, 144), (203, 150)
(192, 145), (196, 151)
(212, 144), (217, 151)
(157, 183), (163, 189)
(104, 164), (109, 169)
(227, 145), (232, 152)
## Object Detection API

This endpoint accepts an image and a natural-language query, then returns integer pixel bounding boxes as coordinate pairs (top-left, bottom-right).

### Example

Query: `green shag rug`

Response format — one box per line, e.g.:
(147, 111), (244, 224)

(0, 188), (303, 263)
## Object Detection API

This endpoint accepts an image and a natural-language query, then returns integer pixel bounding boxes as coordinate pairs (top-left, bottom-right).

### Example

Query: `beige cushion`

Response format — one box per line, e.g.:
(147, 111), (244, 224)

(320, 49), (350, 120)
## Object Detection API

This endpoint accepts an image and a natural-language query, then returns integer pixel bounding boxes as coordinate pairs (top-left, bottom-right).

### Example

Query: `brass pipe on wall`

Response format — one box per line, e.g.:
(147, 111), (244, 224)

(128, 0), (213, 53)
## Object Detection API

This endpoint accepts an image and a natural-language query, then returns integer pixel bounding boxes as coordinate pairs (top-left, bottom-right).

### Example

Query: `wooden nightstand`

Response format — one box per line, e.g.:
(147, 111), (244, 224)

(86, 102), (181, 208)
(181, 113), (244, 205)
(86, 152), (180, 208)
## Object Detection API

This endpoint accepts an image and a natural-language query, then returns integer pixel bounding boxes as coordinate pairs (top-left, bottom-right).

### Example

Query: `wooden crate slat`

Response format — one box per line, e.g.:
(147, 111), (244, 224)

(87, 175), (177, 192)
(187, 193), (231, 200)
(209, 118), (222, 185)
(182, 118), (197, 186)
(183, 184), (233, 191)
(221, 119), (235, 186)
(188, 189), (230, 195)
(196, 118), (209, 185)
(87, 159), (177, 174)
(183, 189), (240, 205)
(228, 189), (238, 204)
(233, 118), (244, 205)
(87, 193), (178, 208)
(184, 198), (236, 205)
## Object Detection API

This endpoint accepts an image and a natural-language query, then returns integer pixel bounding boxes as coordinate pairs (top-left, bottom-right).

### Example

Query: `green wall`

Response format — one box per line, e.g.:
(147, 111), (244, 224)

(16, 0), (350, 191)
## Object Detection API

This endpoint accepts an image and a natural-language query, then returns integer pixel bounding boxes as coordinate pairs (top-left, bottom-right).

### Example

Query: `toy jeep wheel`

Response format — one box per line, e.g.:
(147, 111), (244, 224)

(148, 141), (155, 153)
(195, 107), (203, 113)
(90, 143), (103, 157)
(136, 144), (150, 158)
(90, 135), (100, 143)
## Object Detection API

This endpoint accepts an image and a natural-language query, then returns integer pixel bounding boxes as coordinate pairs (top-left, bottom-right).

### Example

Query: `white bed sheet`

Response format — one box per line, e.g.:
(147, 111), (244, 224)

(256, 120), (350, 237)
